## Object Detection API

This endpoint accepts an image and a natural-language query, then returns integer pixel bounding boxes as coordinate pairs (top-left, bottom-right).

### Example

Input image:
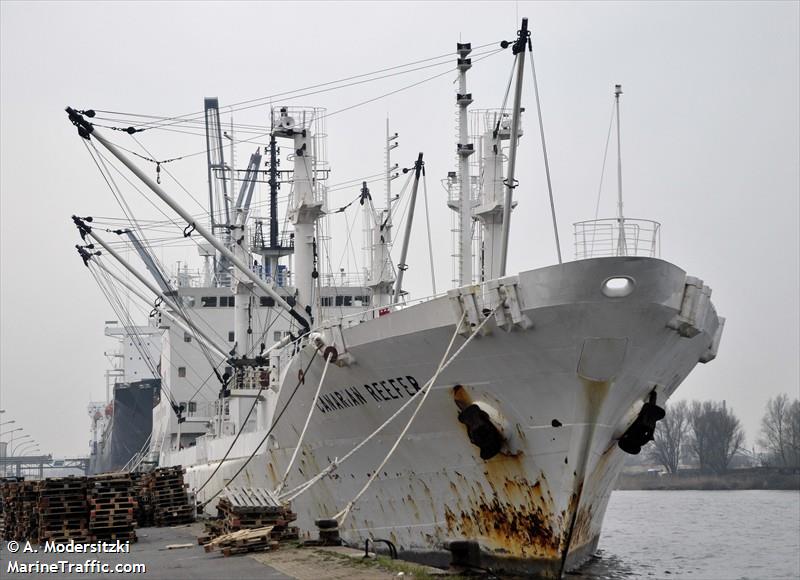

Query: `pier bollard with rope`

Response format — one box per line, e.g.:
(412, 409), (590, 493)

(313, 518), (342, 546)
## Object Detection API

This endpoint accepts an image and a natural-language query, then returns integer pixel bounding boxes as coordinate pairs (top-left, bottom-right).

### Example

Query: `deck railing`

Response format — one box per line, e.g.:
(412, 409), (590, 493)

(573, 218), (661, 260)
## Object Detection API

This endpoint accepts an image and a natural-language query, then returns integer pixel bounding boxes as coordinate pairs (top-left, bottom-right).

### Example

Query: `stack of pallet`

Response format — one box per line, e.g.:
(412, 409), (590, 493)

(87, 473), (138, 542)
(1, 480), (40, 541)
(0, 480), (17, 540)
(203, 526), (278, 556)
(37, 477), (91, 544)
(8, 481), (40, 542)
(198, 488), (298, 555)
(130, 472), (153, 527)
(0, 480), (7, 539)
(149, 466), (194, 526)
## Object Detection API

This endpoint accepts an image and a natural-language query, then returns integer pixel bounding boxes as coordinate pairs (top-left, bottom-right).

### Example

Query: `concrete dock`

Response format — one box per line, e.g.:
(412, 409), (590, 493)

(1, 524), (425, 579)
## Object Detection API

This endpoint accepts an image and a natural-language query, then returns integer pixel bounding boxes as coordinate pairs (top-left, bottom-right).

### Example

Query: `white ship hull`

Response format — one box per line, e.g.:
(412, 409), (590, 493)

(163, 257), (723, 577)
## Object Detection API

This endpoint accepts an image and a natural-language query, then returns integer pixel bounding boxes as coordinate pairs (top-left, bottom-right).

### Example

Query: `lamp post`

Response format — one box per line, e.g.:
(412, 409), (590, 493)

(11, 436), (33, 454)
(1, 426), (22, 439)
(14, 443), (39, 475)
(1, 427), (23, 476)
(14, 442), (37, 478)
(14, 439), (37, 451)
(11, 441), (36, 457)
(6, 429), (25, 475)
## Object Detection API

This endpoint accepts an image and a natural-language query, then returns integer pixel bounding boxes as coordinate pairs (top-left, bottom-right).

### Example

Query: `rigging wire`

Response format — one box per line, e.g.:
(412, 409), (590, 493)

(104, 275), (216, 403)
(91, 46), (502, 145)
(421, 170), (437, 295)
(280, 307), (496, 506)
(92, 41), (503, 132)
(527, 41), (562, 264)
(334, 310), (476, 524)
(274, 351), (333, 495)
(196, 346), (320, 507)
(84, 262), (183, 410)
(86, 138), (299, 343)
(90, 47), (506, 165)
(589, 100), (617, 256)
(594, 100), (617, 221)
(79, 143), (231, 382)
(130, 134), (207, 213)
(193, 378), (268, 494)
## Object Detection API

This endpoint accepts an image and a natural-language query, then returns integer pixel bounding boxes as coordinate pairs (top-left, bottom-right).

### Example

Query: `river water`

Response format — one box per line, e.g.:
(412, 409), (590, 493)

(573, 490), (800, 580)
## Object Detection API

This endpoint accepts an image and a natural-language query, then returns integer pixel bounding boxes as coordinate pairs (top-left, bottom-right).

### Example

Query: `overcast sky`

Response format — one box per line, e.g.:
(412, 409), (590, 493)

(1, 1), (798, 457)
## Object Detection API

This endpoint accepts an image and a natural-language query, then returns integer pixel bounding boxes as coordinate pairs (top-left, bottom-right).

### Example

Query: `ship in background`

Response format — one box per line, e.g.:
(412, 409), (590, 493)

(71, 19), (724, 577)
(87, 322), (160, 474)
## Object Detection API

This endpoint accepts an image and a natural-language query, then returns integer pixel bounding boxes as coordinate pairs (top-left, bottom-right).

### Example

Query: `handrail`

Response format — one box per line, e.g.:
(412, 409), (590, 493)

(573, 217), (661, 260)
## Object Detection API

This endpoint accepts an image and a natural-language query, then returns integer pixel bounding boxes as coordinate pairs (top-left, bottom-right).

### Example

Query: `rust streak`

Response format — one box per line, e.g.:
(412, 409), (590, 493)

(444, 459), (561, 559)
(452, 384), (472, 411)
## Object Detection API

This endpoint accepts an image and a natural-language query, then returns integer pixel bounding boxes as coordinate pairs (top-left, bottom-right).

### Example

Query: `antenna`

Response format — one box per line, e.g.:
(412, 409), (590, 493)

(386, 119), (399, 211)
(614, 84), (627, 256)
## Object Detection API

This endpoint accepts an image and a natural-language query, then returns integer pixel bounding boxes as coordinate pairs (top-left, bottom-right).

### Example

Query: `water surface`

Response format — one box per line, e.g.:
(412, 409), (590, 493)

(573, 490), (800, 580)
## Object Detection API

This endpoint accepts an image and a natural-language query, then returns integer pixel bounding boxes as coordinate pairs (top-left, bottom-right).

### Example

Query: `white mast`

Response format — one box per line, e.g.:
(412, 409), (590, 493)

(274, 108), (323, 321)
(498, 18), (529, 277)
(224, 121), (253, 358)
(386, 119), (399, 216)
(474, 110), (513, 281)
(614, 84), (627, 256)
(366, 123), (398, 309)
(393, 153), (424, 303)
(456, 43), (474, 286)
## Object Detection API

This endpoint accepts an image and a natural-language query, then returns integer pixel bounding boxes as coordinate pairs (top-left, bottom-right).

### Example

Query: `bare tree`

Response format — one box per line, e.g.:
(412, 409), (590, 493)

(688, 400), (745, 474)
(648, 400), (689, 474)
(788, 400), (800, 468)
(760, 395), (800, 467)
(759, 394), (789, 466)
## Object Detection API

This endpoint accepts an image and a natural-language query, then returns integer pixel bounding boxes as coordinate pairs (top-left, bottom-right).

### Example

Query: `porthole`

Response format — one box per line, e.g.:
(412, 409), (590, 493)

(602, 276), (635, 298)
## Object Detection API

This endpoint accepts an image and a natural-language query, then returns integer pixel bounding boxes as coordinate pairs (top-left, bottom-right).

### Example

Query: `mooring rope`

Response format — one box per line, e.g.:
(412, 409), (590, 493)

(334, 307), (497, 524)
(280, 307), (496, 514)
(274, 351), (334, 495)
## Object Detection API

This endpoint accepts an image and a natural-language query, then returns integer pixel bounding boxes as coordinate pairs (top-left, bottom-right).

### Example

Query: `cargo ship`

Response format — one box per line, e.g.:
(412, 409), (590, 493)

(69, 19), (724, 577)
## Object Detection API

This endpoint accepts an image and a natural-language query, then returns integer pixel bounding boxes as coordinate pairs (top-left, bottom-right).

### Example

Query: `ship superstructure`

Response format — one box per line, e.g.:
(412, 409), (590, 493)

(69, 19), (724, 578)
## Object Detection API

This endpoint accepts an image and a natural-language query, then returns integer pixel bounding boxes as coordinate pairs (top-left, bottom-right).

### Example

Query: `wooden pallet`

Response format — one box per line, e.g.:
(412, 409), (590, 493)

(87, 472), (138, 542)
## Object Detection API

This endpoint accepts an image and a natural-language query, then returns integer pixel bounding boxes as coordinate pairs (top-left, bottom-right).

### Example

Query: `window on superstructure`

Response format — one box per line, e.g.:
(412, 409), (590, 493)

(335, 295), (353, 307)
(274, 331), (282, 342)
(178, 367), (186, 378)
(321, 296), (333, 307)
(181, 296), (195, 308)
(260, 296), (275, 307)
(183, 332), (192, 343)
(219, 296), (235, 307)
(228, 331), (235, 342)
(286, 296), (296, 306)
(201, 296), (217, 308)
(187, 401), (197, 414)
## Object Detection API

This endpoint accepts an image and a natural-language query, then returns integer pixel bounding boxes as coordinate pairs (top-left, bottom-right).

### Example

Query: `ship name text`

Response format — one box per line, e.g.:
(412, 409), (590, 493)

(315, 376), (421, 414)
